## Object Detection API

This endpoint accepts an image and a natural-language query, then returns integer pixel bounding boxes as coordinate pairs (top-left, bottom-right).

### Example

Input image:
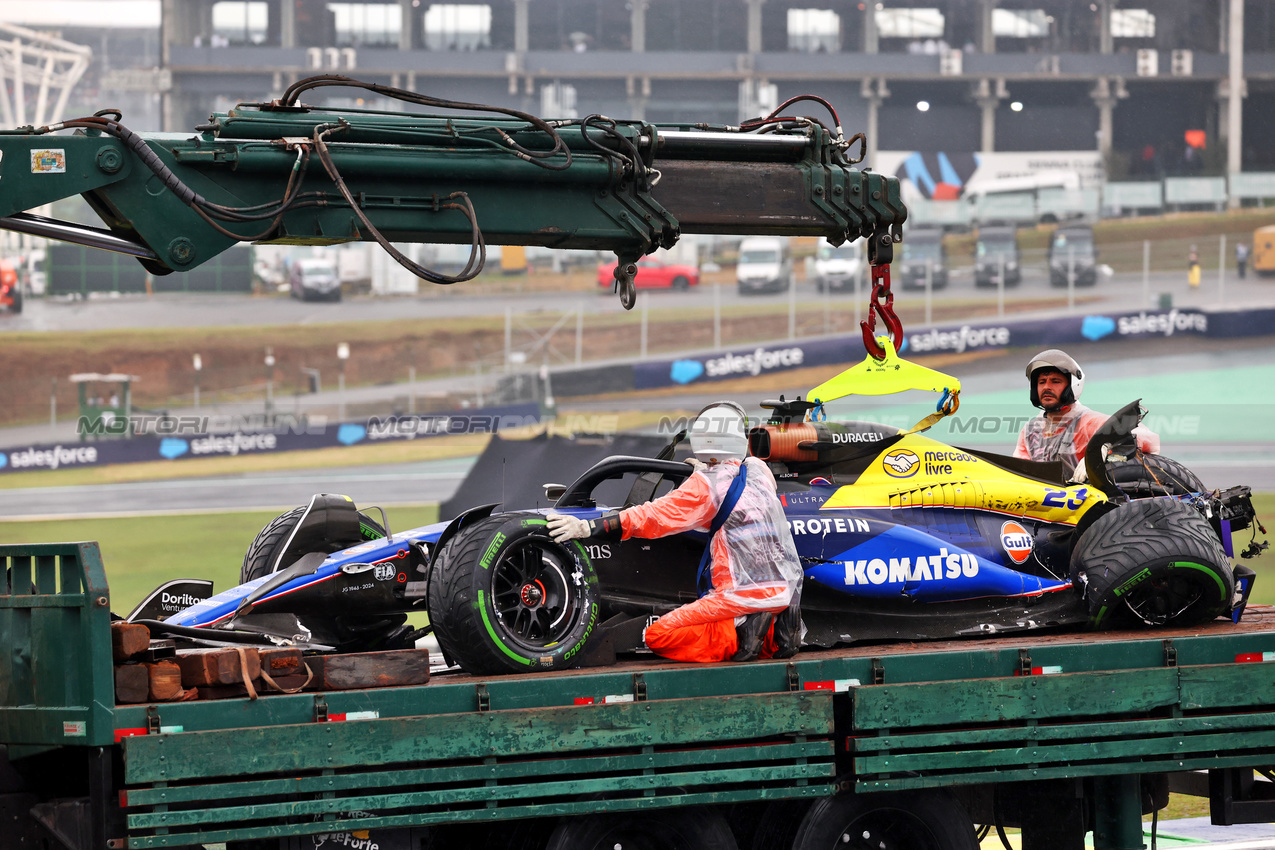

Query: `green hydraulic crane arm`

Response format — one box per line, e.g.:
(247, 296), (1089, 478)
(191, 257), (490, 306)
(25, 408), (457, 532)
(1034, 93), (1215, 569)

(0, 76), (907, 308)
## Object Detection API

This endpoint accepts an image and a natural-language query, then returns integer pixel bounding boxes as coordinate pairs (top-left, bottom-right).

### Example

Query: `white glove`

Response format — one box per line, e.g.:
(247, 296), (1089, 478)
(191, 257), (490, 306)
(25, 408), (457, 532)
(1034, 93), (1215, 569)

(685, 457), (707, 473)
(547, 513), (590, 544)
(1068, 463), (1089, 484)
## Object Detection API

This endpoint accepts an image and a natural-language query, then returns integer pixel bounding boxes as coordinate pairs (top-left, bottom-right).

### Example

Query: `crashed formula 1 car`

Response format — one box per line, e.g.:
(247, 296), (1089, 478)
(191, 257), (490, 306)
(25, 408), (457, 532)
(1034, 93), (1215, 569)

(148, 346), (1264, 676)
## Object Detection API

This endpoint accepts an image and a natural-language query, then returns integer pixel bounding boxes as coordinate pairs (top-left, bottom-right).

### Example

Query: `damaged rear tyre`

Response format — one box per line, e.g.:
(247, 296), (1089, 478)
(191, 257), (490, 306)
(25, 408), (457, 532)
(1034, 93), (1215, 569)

(1106, 455), (1206, 498)
(428, 514), (600, 675)
(1073, 497), (1233, 629)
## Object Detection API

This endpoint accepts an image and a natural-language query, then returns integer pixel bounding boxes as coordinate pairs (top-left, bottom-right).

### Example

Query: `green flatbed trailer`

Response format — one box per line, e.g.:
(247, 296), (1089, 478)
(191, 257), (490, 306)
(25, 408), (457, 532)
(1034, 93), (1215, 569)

(5, 541), (1275, 850)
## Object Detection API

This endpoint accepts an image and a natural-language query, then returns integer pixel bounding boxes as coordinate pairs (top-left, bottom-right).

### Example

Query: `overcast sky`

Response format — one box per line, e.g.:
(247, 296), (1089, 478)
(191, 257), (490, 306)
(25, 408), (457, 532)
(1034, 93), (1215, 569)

(0, 1), (161, 29)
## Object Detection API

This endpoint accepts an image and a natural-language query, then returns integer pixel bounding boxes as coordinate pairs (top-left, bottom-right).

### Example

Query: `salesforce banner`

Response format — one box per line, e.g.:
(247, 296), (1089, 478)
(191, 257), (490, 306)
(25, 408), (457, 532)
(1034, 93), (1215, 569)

(0, 404), (540, 475)
(621, 305), (1275, 393)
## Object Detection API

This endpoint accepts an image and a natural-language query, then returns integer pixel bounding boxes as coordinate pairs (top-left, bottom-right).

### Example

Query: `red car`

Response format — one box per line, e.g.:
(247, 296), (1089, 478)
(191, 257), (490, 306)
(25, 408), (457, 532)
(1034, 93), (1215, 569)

(0, 263), (21, 314)
(596, 257), (699, 290)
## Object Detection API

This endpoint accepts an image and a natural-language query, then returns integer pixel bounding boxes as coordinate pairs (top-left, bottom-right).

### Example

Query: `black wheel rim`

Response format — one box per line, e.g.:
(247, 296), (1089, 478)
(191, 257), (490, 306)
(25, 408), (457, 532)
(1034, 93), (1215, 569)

(826, 808), (944, 850)
(1122, 572), (1206, 625)
(490, 538), (583, 649)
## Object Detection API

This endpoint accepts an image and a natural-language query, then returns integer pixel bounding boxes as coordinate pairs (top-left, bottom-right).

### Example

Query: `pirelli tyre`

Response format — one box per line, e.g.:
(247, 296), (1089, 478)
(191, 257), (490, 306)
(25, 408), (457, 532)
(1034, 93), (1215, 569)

(792, 790), (978, 850)
(1106, 454), (1207, 498)
(1072, 497), (1234, 629)
(428, 513), (601, 676)
(240, 503), (385, 584)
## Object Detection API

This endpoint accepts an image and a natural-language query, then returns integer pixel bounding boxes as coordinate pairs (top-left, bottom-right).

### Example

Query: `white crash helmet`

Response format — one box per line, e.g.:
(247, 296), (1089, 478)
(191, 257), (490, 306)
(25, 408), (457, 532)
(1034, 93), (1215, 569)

(1026, 349), (1085, 409)
(689, 401), (749, 462)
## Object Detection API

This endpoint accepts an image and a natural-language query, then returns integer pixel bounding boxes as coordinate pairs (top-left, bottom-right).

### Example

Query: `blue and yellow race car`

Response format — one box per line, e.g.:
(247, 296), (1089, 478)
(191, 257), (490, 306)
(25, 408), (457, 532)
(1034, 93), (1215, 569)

(152, 345), (1261, 676)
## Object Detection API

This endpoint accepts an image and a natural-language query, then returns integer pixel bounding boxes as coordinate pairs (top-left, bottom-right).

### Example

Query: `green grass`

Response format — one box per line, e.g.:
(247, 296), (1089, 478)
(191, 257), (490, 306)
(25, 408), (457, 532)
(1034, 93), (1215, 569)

(0, 504), (439, 616)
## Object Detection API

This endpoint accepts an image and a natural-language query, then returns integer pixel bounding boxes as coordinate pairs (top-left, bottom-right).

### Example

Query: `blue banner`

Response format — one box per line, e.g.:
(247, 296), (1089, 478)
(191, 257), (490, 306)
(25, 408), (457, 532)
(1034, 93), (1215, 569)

(0, 404), (541, 474)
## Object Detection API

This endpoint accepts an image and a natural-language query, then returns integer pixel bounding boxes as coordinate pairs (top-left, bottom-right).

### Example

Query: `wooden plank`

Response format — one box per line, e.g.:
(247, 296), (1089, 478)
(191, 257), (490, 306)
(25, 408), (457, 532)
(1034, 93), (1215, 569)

(123, 691), (834, 783)
(852, 710), (1275, 752)
(307, 649), (430, 690)
(852, 668), (1179, 730)
(856, 750), (1275, 793)
(177, 648), (259, 688)
(125, 786), (831, 849)
(115, 664), (149, 705)
(124, 739), (833, 806)
(1180, 663), (1275, 710)
(112, 622), (151, 662)
(855, 729), (1275, 775)
(128, 761), (833, 830)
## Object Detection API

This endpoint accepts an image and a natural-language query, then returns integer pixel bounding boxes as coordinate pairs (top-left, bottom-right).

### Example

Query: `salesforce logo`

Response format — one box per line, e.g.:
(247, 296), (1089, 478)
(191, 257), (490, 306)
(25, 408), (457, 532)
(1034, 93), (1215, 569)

(669, 360), (705, 385)
(338, 423), (367, 445)
(159, 438), (189, 459)
(1082, 315), (1116, 341)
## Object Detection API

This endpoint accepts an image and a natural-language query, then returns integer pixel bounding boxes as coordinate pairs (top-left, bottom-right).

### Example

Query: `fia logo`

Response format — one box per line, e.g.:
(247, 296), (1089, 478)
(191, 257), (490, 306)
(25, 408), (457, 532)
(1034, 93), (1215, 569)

(373, 564), (395, 581)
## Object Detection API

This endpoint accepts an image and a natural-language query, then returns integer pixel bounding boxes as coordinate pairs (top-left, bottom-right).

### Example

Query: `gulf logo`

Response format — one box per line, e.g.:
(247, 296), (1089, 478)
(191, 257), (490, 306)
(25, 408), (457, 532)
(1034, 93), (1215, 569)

(1000, 521), (1033, 564)
(882, 449), (920, 478)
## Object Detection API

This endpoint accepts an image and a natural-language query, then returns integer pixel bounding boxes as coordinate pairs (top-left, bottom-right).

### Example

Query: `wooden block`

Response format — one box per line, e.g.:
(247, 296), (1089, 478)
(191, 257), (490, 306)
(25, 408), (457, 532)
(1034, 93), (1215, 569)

(308, 649), (431, 690)
(200, 671), (313, 700)
(147, 660), (184, 702)
(259, 647), (303, 677)
(111, 622), (151, 662)
(177, 647), (260, 687)
(114, 663), (149, 705)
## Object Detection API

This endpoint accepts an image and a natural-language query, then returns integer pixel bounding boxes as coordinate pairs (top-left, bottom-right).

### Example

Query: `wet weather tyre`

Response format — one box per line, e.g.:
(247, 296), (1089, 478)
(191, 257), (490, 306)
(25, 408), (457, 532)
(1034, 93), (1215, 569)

(545, 807), (738, 850)
(792, 790), (977, 850)
(1072, 497), (1233, 629)
(1106, 455), (1206, 498)
(428, 514), (600, 676)
(240, 505), (385, 584)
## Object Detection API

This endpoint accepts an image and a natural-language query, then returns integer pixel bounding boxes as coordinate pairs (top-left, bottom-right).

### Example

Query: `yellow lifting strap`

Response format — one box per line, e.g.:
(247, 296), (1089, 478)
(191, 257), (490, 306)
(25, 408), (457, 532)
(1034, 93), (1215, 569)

(807, 337), (961, 434)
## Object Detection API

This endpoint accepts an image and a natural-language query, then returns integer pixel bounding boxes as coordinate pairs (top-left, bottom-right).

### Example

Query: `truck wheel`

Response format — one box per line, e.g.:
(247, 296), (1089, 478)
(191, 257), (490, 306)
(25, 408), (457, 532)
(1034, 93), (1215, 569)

(1106, 455), (1206, 498)
(545, 807), (738, 850)
(240, 504), (385, 584)
(428, 514), (600, 676)
(1072, 497), (1234, 629)
(792, 790), (977, 850)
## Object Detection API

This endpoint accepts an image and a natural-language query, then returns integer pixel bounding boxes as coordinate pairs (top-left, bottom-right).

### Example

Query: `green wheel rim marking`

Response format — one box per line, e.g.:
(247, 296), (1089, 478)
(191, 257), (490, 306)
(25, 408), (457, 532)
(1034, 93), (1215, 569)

(477, 589), (533, 666)
(1171, 561), (1227, 596)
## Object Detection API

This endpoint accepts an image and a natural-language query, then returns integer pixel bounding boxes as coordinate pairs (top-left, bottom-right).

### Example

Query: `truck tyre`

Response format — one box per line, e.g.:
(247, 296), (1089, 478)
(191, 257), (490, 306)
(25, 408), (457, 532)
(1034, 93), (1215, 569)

(1072, 497), (1234, 629)
(545, 807), (738, 850)
(240, 504), (385, 584)
(1106, 455), (1206, 498)
(792, 790), (977, 850)
(428, 514), (600, 676)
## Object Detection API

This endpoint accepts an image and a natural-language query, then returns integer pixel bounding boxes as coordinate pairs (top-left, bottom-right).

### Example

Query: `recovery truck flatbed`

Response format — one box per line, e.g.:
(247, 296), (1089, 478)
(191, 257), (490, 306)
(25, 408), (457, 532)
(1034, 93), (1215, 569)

(4, 541), (1275, 850)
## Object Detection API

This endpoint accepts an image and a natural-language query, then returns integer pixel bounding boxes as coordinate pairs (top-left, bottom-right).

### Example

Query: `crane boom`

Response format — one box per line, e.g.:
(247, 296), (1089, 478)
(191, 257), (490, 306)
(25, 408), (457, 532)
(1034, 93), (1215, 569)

(0, 76), (906, 307)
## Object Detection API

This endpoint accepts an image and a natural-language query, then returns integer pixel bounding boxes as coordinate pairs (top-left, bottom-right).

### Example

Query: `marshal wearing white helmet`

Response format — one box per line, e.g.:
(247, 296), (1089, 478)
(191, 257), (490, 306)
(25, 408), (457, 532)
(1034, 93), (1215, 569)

(547, 401), (803, 664)
(1014, 349), (1159, 480)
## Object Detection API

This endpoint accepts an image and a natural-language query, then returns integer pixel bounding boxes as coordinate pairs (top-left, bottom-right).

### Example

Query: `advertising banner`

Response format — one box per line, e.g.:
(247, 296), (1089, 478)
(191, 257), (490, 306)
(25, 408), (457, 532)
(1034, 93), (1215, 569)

(0, 404), (541, 475)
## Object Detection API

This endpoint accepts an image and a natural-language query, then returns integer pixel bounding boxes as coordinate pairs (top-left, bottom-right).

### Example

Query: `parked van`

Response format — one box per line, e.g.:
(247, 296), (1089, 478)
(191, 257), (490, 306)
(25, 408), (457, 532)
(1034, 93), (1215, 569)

(809, 237), (863, 293)
(974, 225), (1022, 287)
(1048, 224), (1098, 287)
(897, 227), (948, 290)
(289, 258), (342, 301)
(736, 236), (793, 294)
